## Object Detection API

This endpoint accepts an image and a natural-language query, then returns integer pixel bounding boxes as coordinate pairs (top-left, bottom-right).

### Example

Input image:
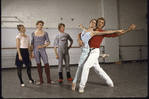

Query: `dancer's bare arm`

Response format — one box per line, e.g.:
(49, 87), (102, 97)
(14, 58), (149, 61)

(30, 44), (34, 58)
(16, 38), (23, 61)
(28, 41), (32, 60)
(79, 24), (86, 30)
(90, 30), (123, 36)
(68, 41), (73, 50)
(77, 34), (84, 47)
(117, 24), (136, 36)
(54, 47), (59, 59)
(78, 24), (123, 36)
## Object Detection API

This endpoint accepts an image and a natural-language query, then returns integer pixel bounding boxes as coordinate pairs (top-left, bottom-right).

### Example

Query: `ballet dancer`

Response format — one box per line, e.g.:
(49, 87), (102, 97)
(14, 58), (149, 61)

(15, 24), (35, 87)
(78, 17), (136, 93)
(31, 20), (54, 85)
(53, 23), (73, 83)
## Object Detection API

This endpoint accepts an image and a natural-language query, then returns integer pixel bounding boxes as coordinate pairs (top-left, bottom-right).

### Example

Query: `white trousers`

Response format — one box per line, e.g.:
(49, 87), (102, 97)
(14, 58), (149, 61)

(79, 48), (113, 88)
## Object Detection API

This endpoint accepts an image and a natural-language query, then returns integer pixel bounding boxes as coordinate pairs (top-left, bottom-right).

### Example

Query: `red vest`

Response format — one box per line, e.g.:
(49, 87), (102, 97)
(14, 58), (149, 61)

(89, 28), (118, 48)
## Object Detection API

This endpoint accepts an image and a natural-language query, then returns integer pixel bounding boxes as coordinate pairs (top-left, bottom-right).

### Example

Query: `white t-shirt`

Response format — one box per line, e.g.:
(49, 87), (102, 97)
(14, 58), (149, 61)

(16, 34), (30, 48)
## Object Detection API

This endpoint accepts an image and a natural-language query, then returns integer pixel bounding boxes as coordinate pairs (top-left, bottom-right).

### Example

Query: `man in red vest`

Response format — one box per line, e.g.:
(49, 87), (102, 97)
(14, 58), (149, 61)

(77, 17), (136, 93)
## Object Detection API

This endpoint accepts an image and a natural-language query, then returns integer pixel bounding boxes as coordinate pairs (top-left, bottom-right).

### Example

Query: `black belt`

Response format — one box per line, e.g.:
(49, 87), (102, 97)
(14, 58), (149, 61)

(90, 48), (95, 50)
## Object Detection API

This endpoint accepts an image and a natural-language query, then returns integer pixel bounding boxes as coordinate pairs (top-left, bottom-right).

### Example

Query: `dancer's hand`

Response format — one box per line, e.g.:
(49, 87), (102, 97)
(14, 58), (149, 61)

(19, 56), (23, 61)
(78, 39), (84, 47)
(31, 52), (34, 58)
(121, 24), (136, 34)
(79, 24), (83, 28)
(79, 24), (85, 30)
(37, 45), (43, 49)
(56, 54), (59, 59)
(129, 24), (136, 30)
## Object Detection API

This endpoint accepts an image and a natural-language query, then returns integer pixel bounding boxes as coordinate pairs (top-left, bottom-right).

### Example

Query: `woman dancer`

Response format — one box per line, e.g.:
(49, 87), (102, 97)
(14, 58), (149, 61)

(15, 24), (35, 87)
(31, 20), (54, 85)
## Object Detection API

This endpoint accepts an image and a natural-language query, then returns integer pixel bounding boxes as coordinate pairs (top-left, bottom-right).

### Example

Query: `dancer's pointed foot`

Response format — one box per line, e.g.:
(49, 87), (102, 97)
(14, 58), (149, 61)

(71, 83), (76, 91)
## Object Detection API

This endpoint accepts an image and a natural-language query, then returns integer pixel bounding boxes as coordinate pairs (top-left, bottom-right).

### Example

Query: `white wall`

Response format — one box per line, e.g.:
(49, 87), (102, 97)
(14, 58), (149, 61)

(2, 0), (102, 28)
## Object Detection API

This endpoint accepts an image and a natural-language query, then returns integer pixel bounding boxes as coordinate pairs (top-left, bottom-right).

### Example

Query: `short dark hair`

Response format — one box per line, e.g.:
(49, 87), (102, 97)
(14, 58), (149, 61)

(96, 17), (106, 28)
(36, 20), (44, 26)
(17, 24), (24, 31)
(58, 23), (65, 30)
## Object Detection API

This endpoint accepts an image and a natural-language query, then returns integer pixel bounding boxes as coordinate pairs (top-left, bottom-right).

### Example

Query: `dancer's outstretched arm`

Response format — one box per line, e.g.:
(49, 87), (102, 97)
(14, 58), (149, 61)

(79, 24), (86, 30)
(90, 30), (123, 36)
(117, 24), (136, 36)
(78, 24), (123, 36)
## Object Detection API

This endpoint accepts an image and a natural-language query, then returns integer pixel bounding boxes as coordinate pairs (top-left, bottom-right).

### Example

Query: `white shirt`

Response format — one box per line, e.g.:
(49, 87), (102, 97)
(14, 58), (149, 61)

(16, 34), (30, 48)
